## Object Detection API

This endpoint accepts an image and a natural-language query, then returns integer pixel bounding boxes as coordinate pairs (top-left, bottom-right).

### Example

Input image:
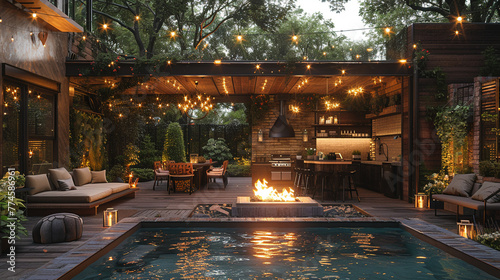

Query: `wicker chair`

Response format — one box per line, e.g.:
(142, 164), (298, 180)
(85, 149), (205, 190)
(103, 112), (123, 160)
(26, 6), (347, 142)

(153, 161), (170, 190)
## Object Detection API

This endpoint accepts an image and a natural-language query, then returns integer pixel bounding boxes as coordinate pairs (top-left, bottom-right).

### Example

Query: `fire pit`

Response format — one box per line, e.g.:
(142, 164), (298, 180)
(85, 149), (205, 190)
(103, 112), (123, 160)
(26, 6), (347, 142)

(232, 179), (323, 217)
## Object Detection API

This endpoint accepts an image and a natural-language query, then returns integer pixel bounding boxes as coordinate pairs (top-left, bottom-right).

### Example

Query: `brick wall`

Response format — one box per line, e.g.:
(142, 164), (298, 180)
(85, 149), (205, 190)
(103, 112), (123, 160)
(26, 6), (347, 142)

(252, 96), (315, 161)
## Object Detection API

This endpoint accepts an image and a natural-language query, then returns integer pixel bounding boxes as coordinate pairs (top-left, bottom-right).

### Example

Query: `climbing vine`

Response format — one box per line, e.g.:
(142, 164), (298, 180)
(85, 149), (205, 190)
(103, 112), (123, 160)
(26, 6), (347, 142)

(70, 109), (107, 170)
(433, 104), (472, 174)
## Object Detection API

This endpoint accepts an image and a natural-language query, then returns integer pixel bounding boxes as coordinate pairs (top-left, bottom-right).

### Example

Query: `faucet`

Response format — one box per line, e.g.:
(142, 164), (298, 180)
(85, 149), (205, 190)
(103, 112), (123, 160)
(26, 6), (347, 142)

(379, 143), (389, 161)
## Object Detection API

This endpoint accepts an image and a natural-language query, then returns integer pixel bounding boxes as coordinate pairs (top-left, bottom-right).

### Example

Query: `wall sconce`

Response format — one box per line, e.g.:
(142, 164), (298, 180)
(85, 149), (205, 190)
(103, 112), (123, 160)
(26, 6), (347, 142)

(414, 193), (428, 209)
(258, 129), (263, 142)
(103, 208), (118, 227)
(457, 220), (474, 239)
(303, 129), (308, 142)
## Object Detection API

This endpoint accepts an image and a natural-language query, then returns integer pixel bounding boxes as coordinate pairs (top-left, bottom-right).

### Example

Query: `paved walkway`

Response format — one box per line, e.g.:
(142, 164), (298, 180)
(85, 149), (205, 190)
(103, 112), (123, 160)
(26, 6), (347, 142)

(0, 177), (476, 279)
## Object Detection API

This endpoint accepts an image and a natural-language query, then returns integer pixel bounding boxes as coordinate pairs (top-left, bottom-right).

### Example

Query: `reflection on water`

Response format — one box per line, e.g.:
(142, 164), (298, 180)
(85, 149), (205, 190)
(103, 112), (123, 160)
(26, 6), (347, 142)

(74, 227), (496, 280)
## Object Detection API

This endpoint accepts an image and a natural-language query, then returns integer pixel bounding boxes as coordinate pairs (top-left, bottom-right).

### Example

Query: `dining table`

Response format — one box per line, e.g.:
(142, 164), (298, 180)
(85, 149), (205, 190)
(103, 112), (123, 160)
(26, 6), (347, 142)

(192, 161), (217, 189)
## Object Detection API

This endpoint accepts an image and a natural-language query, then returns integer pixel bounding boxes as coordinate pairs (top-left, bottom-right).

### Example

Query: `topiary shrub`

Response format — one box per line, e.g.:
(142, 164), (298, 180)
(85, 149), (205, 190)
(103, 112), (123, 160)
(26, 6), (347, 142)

(162, 122), (186, 162)
(479, 161), (500, 178)
(227, 164), (251, 177)
(202, 138), (232, 164)
(136, 135), (161, 169)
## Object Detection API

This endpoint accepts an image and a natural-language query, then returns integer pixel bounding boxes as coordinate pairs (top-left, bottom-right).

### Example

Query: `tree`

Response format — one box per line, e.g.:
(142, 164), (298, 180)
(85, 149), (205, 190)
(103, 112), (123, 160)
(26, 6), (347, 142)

(90, 0), (295, 58)
(323, 0), (500, 23)
(162, 122), (186, 162)
(202, 138), (233, 163)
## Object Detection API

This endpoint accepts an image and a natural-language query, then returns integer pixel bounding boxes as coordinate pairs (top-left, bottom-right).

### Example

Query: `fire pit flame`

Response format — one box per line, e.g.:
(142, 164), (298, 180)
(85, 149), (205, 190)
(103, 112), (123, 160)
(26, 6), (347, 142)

(253, 179), (296, 202)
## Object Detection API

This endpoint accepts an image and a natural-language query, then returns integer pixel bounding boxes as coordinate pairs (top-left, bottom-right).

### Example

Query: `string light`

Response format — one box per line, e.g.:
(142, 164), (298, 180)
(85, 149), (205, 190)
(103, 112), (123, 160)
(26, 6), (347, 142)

(135, 15), (140, 21)
(0, 17), (2, 23)
(292, 35), (298, 43)
(237, 35), (243, 41)
(32, 13), (37, 18)
(457, 16), (463, 23)
(348, 87), (364, 96)
(102, 23), (108, 30)
(170, 31), (176, 38)
(11, 36), (14, 42)
(385, 27), (391, 34)
(455, 30), (459, 35)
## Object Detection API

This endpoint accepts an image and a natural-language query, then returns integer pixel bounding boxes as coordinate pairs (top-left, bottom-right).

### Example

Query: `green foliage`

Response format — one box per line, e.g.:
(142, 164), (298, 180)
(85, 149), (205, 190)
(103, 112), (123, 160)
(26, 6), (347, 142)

(135, 135), (161, 169)
(227, 164), (251, 177)
(163, 122), (186, 162)
(0, 171), (25, 189)
(352, 150), (361, 155)
(123, 143), (140, 170)
(477, 231), (500, 251)
(130, 168), (155, 182)
(305, 148), (316, 156)
(69, 109), (107, 170)
(434, 105), (472, 174)
(422, 172), (450, 195)
(202, 138), (233, 164)
(479, 161), (500, 178)
(250, 95), (271, 123)
(480, 46), (500, 76)
(107, 164), (127, 182)
(0, 171), (27, 239)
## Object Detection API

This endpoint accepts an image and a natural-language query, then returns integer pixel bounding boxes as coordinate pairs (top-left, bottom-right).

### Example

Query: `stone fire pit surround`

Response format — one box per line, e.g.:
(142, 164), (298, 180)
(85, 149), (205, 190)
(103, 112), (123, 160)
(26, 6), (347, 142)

(232, 196), (324, 217)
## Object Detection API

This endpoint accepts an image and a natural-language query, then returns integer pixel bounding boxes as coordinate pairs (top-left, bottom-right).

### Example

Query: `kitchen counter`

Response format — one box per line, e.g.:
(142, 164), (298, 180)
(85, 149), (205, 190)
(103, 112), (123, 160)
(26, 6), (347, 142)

(360, 160), (402, 166)
(303, 160), (353, 165)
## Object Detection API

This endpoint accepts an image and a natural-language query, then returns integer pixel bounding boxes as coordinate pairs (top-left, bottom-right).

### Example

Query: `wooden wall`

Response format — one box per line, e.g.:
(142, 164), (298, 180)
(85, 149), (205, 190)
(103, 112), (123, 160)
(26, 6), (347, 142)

(0, 0), (71, 169)
(402, 23), (500, 197)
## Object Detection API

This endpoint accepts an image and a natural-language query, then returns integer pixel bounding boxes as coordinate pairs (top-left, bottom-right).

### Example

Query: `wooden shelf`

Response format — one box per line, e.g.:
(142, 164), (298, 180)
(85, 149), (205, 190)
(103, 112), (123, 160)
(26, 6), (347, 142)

(365, 105), (401, 119)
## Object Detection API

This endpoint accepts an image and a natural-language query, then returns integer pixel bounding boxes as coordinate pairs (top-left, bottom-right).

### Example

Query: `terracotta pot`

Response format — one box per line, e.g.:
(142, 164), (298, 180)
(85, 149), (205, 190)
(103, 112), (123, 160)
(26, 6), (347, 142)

(306, 155), (314, 160)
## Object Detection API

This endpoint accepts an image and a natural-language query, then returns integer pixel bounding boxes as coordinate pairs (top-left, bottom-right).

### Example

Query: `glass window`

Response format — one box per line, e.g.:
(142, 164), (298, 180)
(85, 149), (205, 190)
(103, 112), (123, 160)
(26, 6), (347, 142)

(2, 83), (21, 174)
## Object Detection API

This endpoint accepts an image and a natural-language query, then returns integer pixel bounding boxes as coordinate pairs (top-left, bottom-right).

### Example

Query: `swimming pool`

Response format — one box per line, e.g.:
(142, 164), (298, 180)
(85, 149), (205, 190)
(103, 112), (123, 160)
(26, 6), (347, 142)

(73, 226), (497, 279)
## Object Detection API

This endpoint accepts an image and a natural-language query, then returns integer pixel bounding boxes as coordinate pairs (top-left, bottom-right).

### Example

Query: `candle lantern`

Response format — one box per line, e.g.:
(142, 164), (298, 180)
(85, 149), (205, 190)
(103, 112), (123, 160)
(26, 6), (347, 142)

(333, 115), (338, 124)
(103, 208), (118, 227)
(131, 178), (139, 188)
(258, 129), (263, 142)
(128, 173), (133, 186)
(414, 193), (428, 209)
(190, 154), (199, 163)
(303, 129), (308, 142)
(457, 220), (474, 239)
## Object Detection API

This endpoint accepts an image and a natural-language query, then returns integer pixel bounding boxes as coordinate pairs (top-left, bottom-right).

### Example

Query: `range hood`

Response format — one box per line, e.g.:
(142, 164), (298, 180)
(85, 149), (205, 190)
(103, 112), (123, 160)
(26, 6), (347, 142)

(269, 99), (295, 138)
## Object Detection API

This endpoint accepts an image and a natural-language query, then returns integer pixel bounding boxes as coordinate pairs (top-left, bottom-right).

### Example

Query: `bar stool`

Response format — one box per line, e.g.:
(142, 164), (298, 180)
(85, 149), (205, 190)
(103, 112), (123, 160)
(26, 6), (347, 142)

(338, 170), (360, 202)
(299, 168), (314, 195)
(312, 171), (334, 201)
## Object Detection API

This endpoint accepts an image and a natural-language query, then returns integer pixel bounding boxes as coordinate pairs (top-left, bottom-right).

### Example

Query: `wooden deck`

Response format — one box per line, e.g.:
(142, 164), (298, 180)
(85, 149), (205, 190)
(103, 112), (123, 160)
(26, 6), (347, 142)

(0, 177), (467, 279)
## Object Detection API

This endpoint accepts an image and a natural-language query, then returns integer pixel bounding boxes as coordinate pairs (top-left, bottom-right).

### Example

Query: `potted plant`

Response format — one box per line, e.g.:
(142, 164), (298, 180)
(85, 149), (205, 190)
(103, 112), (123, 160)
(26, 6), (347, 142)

(296, 150), (302, 160)
(423, 172), (450, 209)
(0, 171), (28, 254)
(352, 150), (362, 160)
(305, 148), (316, 160)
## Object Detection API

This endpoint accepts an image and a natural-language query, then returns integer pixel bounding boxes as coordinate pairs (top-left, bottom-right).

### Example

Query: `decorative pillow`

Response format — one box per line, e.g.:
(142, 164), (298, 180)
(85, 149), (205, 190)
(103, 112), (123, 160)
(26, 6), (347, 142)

(26, 174), (51, 195)
(91, 170), (108, 183)
(442, 173), (476, 197)
(73, 167), (92, 186)
(57, 178), (76, 191)
(471, 181), (500, 203)
(48, 168), (72, 190)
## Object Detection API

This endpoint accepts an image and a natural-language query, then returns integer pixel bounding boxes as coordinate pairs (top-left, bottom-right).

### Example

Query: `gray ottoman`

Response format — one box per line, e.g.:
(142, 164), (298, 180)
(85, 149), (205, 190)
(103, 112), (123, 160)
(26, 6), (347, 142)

(32, 213), (83, 244)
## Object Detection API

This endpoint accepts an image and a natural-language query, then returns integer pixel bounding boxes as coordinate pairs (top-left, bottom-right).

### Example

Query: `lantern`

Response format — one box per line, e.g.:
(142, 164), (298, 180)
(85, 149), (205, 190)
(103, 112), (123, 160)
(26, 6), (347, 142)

(258, 129), (263, 142)
(457, 220), (474, 239)
(190, 154), (199, 163)
(303, 129), (308, 142)
(103, 208), (118, 227)
(414, 193), (428, 209)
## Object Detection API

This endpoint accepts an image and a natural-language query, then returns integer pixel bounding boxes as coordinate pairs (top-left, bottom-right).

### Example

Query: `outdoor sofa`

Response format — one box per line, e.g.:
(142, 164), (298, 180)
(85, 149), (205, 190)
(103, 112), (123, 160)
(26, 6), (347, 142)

(25, 167), (137, 216)
(432, 174), (500, 224)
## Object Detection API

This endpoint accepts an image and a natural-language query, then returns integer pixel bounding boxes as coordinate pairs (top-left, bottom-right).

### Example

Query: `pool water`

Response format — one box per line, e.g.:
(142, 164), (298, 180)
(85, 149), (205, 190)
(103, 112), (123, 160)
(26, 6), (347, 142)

(74, 227), (496, 279)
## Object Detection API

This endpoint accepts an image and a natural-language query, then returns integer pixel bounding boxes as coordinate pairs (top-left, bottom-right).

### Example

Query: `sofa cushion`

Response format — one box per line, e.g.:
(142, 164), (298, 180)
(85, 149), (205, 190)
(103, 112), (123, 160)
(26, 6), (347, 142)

(471, 181), (500, 203)
(443, 173), (476, 197)
(80, 183), (129, 194)
(73, 167), (92, 186)
(26, 174), (51, 195)
(28, 187), (113, 203)
(57, 178), (76, 191)
(91, 170), (108, 183)
(48, 168), (72, 190)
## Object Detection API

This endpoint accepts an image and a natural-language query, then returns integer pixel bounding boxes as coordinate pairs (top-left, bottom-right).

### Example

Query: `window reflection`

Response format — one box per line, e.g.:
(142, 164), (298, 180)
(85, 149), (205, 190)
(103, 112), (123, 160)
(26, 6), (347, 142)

(2, 83), (21, 173)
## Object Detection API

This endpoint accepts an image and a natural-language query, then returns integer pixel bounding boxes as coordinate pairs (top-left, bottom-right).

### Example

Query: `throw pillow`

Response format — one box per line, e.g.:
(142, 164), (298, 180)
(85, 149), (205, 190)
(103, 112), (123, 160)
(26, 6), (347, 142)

(91, 170), (108, 183)
(73, 167), (92, 186)
(442, 173), (476, 197)
(26, 174), (51, 195)
(48, 168), (72, 190)
(471, 181), (500, 203)
(57, 178), (76, 191)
